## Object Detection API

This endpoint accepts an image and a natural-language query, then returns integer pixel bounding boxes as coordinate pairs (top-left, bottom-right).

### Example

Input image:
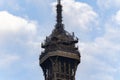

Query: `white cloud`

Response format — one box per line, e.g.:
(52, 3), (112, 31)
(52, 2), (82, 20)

(112, 10), (120, 25)
(0, 53), (20, 68)
(52, 0), (98, 32)
(0, 11), (36, 34)
(97, 0), (120, 9)
(0, 11), (39, 69)
(76, 10), (120, 80)
(0, 11), (37, 43)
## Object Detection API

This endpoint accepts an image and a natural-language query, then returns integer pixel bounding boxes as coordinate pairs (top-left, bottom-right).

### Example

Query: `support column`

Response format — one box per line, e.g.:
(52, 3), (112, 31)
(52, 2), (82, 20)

(68, 62), (71, 80)
(59, 61), (61, 72)
(64, 62), (66, 80)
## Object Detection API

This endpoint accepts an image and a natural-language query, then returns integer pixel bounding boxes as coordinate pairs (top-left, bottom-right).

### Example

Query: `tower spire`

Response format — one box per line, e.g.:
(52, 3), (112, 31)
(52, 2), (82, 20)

(56, 0), (62, 25)
(58, 0), (61, 4)
(40, 0), (80, 80)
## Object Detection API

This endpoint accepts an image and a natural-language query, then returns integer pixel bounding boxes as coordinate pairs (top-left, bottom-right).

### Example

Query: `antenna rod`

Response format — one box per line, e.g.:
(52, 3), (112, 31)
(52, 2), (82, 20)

(56, 0), (62, 24)
(58, 0), (61, 4)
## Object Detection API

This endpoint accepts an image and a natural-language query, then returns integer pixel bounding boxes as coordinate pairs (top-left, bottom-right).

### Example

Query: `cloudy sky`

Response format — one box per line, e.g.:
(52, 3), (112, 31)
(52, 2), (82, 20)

(0, 0), (120, 80)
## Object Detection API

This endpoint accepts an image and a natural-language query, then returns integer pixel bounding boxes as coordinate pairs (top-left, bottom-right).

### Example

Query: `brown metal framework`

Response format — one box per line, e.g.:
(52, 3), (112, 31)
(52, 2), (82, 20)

(39, 0), (80, 80)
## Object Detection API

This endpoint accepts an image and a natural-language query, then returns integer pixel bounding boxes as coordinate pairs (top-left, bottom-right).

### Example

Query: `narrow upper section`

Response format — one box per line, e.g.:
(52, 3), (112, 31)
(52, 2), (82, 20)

(56, 0), (62, 25)
(58, 0), (61, 4)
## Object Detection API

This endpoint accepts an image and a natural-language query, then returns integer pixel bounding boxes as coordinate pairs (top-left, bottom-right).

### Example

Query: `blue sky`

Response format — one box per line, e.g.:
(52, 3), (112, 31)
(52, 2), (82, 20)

(0, 0), (120, 80)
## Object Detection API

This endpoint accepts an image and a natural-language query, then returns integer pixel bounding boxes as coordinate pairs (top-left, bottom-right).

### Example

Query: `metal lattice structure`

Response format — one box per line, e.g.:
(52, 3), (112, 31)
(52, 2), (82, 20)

(39, 0), (80, 80)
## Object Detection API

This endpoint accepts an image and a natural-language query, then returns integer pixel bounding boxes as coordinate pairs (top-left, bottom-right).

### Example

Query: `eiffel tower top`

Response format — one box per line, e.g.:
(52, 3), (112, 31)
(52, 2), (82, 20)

(40, 0), (80, 59)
